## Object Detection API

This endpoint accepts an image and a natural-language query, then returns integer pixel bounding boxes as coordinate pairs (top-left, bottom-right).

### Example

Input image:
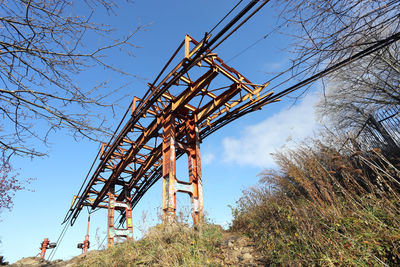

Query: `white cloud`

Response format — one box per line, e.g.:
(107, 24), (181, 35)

(202, 152), (215, 165)
(261, 56), (290, 73)
(222, 92), (320, 168)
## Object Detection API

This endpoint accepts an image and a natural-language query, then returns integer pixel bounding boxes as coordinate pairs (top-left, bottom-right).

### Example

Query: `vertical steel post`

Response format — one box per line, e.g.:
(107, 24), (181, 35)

(83, 213), (90, 253)
(126, 197), (134, 240)
(162, 115), (177, 223)
(186, 118), (204, 224)
(107, 187), (115, 248)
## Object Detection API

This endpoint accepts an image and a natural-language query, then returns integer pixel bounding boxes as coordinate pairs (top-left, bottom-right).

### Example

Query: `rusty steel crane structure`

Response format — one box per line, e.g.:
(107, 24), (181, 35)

(59, 0), (400, 252)
(63, 0), (275, 247)
(65, 33), (279, 245)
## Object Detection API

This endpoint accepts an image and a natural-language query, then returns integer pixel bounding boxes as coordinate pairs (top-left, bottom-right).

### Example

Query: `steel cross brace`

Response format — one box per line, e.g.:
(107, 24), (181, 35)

(107, 189), (134, 247)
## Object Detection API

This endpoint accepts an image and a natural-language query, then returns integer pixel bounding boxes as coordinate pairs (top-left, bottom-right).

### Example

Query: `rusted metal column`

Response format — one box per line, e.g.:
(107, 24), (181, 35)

(126, 197), (134, 241)
(83, 213), (90, 253)
(186, 118), (204, 224)
(107, 188), (115, 248)
(162, 115), (177, 223)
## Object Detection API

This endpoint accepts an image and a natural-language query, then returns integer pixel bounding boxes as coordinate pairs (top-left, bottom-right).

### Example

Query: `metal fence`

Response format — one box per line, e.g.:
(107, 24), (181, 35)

(357, 106), (400, 156)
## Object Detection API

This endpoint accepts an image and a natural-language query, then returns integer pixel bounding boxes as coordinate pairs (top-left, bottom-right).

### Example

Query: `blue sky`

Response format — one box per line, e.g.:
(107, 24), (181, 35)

(0, 1), (321, 263)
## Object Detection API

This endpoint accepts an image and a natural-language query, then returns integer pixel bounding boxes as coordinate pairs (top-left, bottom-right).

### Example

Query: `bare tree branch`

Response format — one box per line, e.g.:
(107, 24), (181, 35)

(0, 0), (145, 158)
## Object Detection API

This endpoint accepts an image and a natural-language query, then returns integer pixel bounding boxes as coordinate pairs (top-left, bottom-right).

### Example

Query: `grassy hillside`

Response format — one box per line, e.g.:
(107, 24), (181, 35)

(77, 224), (223, 266)
(72, 223), (263, 266)
(230, 141), (400, 266)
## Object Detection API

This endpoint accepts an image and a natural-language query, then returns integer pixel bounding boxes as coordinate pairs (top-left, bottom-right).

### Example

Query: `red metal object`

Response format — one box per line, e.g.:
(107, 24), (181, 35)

(39, 238), (49, 259)
(39, 238), (56, 258)
(83, 213), (91, 253)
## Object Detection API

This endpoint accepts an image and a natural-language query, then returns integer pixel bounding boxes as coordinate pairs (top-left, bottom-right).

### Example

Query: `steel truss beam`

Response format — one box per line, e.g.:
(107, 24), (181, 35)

(66, 33), (277, 232)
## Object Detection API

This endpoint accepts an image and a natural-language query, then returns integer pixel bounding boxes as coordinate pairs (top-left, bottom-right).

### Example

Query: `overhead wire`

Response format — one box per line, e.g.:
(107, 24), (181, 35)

(210, 0), (270, 51)
(201, 0), (264, 52)
(63, 100), (133, 224)
(47, 218), (71, 260)
(243, 8), (400, 106)
(265, 12), (400, 94)
(226, 22), (285, 63)
(207, 0), (244, 35)
(201, 30), (400, 139)
(224, 0), (400, 96)
(270, 32), (400, 100)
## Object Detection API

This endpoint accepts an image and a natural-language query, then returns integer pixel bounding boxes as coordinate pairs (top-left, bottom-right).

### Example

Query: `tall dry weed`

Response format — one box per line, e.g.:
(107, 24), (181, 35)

(231, 140), (400, 266)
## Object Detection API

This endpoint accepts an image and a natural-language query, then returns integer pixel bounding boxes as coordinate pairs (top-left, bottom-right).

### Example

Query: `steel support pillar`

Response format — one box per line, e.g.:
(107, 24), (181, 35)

(107, 188), (115, 247)
(107, 188), (133, 247)
(162, 115), (177, 223)
(83, 213), (90, 253)
(77, 213), (91, 252)
(162, 115), (204, 224)
(186, 118), (204, 225)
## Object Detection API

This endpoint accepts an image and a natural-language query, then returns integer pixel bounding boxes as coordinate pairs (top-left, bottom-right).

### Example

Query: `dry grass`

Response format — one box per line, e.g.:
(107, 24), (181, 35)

(76, 223), (224, 267)
(230, 141), (400, 266)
